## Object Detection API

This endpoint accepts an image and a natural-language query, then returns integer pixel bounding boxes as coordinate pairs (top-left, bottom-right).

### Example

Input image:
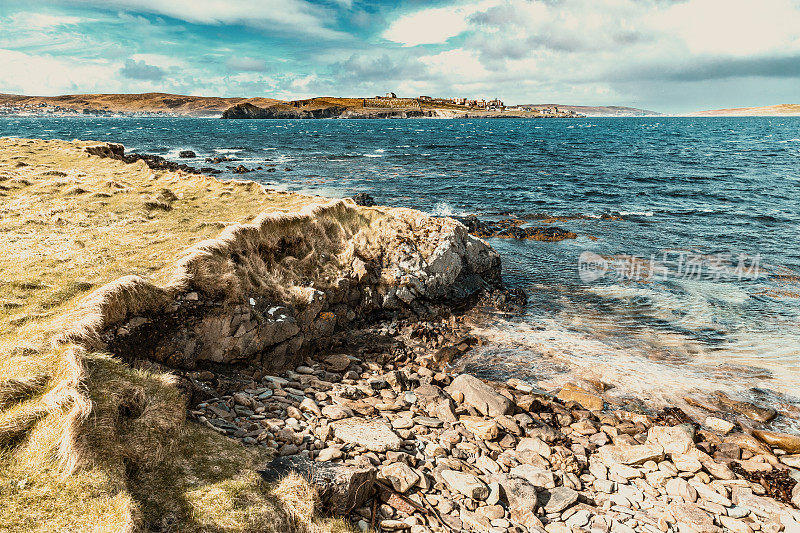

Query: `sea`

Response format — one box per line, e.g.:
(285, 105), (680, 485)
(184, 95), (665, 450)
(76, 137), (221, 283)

(2, 116), (799, 428)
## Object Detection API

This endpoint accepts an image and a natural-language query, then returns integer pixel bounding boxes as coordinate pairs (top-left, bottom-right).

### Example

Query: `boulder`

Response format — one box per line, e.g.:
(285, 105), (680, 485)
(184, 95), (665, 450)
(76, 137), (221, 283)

(379, 462), (420, 493)
(646, 424), (695, 455)
(441, 470), (489, 500)
(540, 486), (578, 513)
(178, 150), (196, 158)
(556, 383), (604, 411)
(510, 464), (556, 488)
(446, 374), (512, 417)
(497, 475), (539, 514)
(260, 455), (375, 515)
(460, 416), (500, 440)
(331, 418), (402, 452)
(752, 429), (800, 454)
(352, 193), (376, 207)
(598, 444), (664, 466)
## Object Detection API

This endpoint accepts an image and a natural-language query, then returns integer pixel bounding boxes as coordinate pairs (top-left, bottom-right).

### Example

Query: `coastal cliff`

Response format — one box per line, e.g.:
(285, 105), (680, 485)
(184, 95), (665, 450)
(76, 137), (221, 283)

(220, 100), (565, 120)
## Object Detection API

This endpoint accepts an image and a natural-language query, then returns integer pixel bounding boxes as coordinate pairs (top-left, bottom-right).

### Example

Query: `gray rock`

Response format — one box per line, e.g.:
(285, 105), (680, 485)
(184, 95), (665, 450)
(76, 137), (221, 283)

(646, 424), (695, 455)
(498, 476), (538, 514)
(379, 462), (420, 493)
(331, 418), (402, 452)
(598, 444), (664, 466)
(446, 374), (512, 417)
(260, 455), (376, 515)
(510, 464), (556, 488)
(441, 469), (489, 500)
(540, 486), (578, 513)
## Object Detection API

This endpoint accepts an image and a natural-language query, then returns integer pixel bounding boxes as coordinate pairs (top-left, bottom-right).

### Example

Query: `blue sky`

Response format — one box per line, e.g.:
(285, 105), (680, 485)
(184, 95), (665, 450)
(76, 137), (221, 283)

(1, 0), (800, 113)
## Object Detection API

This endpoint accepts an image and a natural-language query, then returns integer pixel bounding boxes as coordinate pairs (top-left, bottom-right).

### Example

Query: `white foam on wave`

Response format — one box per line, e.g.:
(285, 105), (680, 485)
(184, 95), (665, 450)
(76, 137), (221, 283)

(430, 201), (462, 217)
(616, 210), (654, 216)
(463, 313), (800, 430)
(213, 148), (244, 154)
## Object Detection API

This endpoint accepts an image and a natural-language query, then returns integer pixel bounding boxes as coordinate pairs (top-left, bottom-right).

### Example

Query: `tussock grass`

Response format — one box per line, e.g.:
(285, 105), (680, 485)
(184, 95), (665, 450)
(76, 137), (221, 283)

(0, 138), (361, 532)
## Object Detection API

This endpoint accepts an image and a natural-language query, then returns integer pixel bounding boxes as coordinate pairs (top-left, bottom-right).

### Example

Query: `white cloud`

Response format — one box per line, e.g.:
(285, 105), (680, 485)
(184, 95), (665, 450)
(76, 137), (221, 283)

(63, 0), (346, 39)
(0, 49), (119, 94)
(130, 53), (186, 69)
(383, 1), (495, 46)
(655, 0), (800, 56)
(418, 49), (488, 80)
(10, 13), (86, 29)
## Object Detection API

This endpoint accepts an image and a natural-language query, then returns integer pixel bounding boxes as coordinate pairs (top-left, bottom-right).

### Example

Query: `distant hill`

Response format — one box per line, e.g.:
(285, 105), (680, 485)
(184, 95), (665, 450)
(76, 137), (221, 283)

(519, 104), (663, 117)
(690, 104), (800, 117)
(0, 92), (282, 117)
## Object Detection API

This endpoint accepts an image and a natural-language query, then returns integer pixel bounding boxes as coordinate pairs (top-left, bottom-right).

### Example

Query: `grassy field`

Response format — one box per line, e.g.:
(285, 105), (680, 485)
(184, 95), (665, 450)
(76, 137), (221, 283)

(0, 138), (352, 532)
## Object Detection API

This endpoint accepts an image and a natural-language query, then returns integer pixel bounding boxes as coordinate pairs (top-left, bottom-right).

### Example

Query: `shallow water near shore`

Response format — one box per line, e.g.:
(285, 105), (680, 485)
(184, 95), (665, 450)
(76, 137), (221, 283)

(2, 115), (799, 428)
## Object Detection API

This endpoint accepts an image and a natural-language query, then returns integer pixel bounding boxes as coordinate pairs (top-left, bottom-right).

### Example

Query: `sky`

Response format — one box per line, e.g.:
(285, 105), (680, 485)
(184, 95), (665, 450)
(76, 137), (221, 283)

(1, 0), (800, 113)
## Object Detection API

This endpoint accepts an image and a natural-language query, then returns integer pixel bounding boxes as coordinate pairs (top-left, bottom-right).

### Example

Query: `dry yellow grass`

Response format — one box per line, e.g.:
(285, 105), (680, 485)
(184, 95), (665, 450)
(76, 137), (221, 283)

(691, 103), (800, 116)
(0, 93), (284, 116)
(0, 138), (356, 532)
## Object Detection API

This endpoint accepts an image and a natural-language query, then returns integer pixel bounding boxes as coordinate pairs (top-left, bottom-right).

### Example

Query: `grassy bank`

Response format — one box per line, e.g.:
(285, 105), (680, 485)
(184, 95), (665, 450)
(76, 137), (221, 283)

(0, 138), (353, 532)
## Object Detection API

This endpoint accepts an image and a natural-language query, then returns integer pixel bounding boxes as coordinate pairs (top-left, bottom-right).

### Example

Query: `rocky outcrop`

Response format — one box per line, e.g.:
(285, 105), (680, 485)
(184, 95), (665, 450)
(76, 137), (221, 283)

(85, 143), (205, 174)
(72, 198), (504, 373)
(221, 102), (346, 119)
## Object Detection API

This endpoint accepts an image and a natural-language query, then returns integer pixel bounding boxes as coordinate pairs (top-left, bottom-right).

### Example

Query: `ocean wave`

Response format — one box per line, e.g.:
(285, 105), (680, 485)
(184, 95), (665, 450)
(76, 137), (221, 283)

(430, 201), (463, 217)
(615, 210), (654, 216)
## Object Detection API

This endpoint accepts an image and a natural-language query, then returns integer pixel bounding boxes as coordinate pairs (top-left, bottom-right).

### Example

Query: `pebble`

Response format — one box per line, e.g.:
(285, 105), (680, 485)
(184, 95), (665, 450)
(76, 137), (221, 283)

(188, 324), (800, 533)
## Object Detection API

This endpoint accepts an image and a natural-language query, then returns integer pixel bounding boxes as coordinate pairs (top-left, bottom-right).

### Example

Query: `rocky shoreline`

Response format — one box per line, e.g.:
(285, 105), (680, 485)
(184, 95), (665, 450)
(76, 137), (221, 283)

(177, 308), (800, 533)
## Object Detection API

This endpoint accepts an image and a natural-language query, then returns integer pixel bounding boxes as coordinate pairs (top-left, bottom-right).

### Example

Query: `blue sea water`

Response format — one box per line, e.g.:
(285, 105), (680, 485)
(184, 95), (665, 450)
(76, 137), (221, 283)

(2, 116), (799, 424)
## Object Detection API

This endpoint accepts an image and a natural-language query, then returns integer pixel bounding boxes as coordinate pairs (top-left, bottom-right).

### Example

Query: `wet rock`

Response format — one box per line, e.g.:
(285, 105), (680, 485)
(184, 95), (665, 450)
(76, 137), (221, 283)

(352, 193), (376, 207)
(704, 416), (735, 434)
(724, 432), (774, 456)
(441, 470), (489, 500)
(713, 391), (777, 423)
(446, 374), (512, 417)
(331, 418), (402, 452)
(556, 383), (604, 411)
(260, 455), (376, 515)
(753, 429), (800, 454)
(178, 150), (196, 158)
